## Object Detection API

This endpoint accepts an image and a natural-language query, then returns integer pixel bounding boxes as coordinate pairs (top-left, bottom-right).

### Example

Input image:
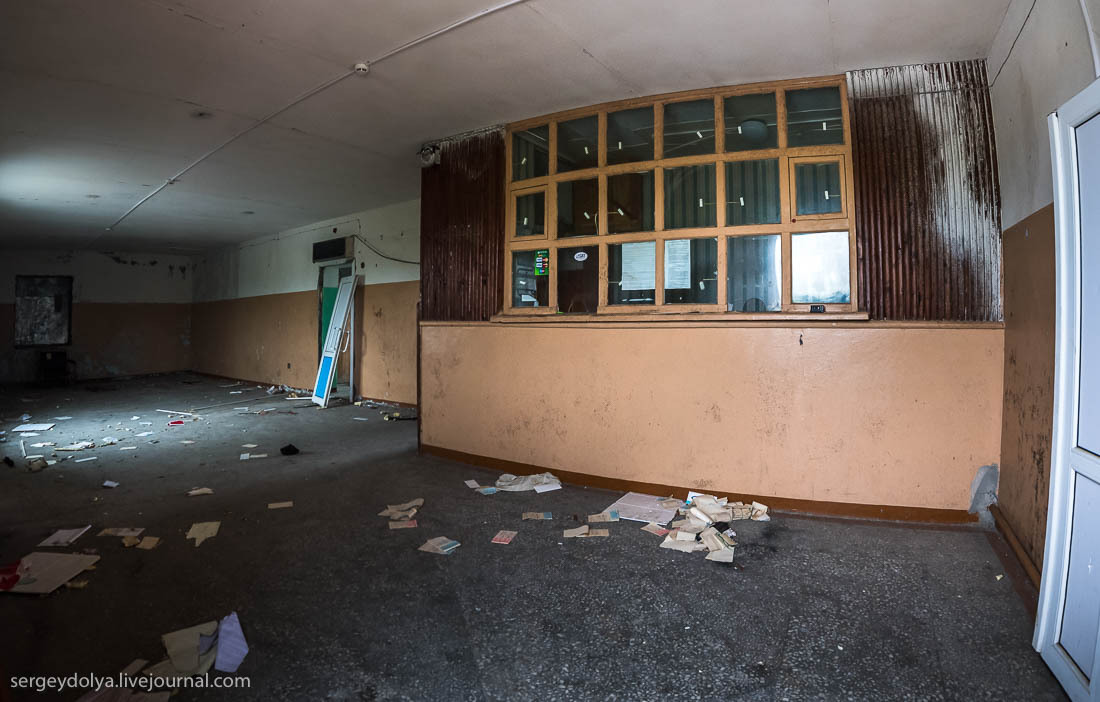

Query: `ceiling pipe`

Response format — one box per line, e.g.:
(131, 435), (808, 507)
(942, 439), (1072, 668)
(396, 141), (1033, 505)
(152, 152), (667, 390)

(101, 0), (532, 236)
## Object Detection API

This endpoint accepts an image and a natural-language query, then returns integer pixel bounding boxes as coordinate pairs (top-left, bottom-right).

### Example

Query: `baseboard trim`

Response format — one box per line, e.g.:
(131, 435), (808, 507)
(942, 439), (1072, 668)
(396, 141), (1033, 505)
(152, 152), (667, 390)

(420, 444), (979, 525)
(990, 505), (1042, 588)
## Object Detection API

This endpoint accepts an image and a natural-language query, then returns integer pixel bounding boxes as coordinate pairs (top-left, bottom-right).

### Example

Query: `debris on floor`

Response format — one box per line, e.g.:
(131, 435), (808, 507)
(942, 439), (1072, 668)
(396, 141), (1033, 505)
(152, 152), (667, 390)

(588, 511), (620, 523)
(74, 456), (98, 463)
(477, 486), (499, 495)
(13, 423), (55, 432)
(522, 512), (553, 520)
(418, 536), (460, 555)
(388, 519), (417, 529)
(58, 440), (95, 451)
(187, 487), (214, 497)
(279, 443), (299, 456)
(214, 611), (250, 673)
(464, 479), (480, 489)
(160, 620), (218, 676)
(379, 498), (424, 520)
(495, 472), (561, 492)
(605, 492), (680, 524)
(1, 552), (100, 594)
(39, 525), (91, 547)
(641, 522), (669, 536)
(186, 521), (220, 547)
(383, 410), (418, 421)
(136, 537), (160, 550)
(99, 528), (144, 537)
(103, 480), (120, 488)
(534, 482), (561, 493)
(268, 501), (294, 510)
(654, 493), (750, 562)
(563, 525), (589, 538)
(491, 530), (517, 544)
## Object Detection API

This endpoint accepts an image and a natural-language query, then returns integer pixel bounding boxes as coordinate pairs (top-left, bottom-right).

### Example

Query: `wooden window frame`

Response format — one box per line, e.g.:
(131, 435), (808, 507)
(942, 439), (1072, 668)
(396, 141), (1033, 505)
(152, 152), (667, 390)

(503, 74), (858, 319)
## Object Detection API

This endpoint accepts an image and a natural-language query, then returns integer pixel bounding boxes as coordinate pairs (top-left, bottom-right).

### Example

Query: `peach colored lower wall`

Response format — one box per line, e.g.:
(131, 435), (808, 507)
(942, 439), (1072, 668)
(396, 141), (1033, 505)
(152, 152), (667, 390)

(421, 323), (1006, 510)
(192, 291), (319, 388)
(354, 281), (419, 404)
(192, 283), (419, 403)
(999, 204), (1056, 569)
(0, 302), (192, 382)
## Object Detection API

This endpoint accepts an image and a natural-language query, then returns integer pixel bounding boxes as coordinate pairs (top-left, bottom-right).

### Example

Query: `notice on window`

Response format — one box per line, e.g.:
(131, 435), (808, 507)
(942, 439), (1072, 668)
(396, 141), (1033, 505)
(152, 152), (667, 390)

(534, 249), (549, 276)
(664, 239), (691, 289)
(620, 242), (655, 291)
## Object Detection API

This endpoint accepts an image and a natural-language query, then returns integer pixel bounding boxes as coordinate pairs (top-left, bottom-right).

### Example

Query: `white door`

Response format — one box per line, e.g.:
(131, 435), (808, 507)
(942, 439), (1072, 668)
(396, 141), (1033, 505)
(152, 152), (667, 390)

(311, 274), (357, 408)
(1036, 77), (1100, 701)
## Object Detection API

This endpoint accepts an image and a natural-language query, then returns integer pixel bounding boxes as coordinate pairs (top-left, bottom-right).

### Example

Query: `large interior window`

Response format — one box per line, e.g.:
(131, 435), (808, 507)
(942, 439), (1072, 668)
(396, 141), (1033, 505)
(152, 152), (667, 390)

(505, 76), (856, 316)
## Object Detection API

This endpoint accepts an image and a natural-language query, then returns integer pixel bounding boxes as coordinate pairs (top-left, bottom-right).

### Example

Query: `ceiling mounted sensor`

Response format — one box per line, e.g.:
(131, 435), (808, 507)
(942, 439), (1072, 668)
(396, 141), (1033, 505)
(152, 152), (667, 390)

(418, 144), (441, 167)
(353, 62), (370, 75)
(738, 119), (768, 143)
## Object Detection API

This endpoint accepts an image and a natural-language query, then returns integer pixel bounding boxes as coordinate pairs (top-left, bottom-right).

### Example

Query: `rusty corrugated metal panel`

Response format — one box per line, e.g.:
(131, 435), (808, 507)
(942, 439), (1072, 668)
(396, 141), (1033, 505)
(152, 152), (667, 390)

(420, 130), (505, 321)
(847, 60), (1002, 321)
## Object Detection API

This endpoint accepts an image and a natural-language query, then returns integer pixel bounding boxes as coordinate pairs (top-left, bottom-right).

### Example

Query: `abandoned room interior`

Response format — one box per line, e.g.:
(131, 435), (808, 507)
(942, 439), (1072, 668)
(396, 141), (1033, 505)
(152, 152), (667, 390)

(2, 0), (1100, 699)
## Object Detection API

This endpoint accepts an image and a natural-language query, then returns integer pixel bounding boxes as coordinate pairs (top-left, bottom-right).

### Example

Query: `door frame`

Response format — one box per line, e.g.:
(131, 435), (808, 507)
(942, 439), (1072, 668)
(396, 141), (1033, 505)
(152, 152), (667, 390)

(1035, 76), (1100, 700)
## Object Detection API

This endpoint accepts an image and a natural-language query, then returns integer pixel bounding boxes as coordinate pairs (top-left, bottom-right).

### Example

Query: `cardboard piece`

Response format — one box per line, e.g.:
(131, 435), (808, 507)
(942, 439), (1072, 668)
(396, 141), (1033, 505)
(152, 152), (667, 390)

(136, 537), (160, 550)
(563, 525), (589, 538)
(491, 530), (517, 544)
(5, 552), (100, 594)
(388, 520), (418, 529)
(39, 525), (91, 547)
(13, 423), (54, 432)
(705, 548), (736, 563)
(522, 512), (553, 520)
(186, 522), (220, 547)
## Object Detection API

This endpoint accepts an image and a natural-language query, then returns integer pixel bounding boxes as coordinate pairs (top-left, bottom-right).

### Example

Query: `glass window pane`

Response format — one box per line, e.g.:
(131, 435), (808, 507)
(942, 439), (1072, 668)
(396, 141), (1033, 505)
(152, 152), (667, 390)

(512, 249), (549, 308)
(558, 246), (599, 314)
(664, 238), (717, 304)
(726, 159), (780, 225)
(609, 242), (655, 305)
(512, 125), (549, 180)
(607, 171), (654, 233)
(724, 92), (778, 151)
(728, 235), (781, 312)
(558, 116), (598, 172)
(557, 179), (599, 238)
(607, 106), (654, 165)
(786, 87), (844, 147)
(794, 162), (842, 216)
(664, 164), (716, 229)
(663, 99), (715, 158)
(515, 192), (544, 237)
(792, 231), (851, 304)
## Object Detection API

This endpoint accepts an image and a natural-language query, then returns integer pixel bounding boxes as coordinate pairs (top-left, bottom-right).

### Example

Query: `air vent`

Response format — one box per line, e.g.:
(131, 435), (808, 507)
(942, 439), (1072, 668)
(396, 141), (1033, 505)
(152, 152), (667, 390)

(312, 237), (353, 263)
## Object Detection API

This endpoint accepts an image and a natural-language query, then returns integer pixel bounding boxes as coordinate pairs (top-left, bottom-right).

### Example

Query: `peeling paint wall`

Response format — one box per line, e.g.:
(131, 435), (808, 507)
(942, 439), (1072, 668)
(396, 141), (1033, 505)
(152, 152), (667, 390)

(421, 323), (1005, 511)
(988, 0), (1098, 568)
(0, 250), (194, 382)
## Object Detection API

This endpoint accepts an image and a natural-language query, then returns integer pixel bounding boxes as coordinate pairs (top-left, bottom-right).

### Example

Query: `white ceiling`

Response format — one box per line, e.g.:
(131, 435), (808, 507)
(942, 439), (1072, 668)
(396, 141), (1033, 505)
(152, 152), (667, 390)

(0, 0), (1012, 252)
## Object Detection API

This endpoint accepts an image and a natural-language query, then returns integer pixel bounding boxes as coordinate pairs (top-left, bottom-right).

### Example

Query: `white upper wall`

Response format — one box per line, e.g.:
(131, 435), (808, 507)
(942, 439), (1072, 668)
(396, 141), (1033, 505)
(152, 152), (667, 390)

(0, 250), (193, 304)
(193, 198), (419, 302)
(990, 0), (1100, 228)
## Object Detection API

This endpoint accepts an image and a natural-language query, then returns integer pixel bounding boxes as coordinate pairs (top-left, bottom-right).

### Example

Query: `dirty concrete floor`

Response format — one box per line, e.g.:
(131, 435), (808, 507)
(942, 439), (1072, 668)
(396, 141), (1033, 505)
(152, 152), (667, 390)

(0, 373), (1065, 701)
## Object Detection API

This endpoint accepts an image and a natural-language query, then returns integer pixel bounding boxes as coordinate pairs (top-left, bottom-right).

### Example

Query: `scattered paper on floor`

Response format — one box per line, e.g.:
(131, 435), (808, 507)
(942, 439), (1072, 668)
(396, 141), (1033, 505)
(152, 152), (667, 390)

(418, 536), (460, 555)
(3, 552), (100, 594)
(268, 501), (293, 510)
(588, 511), (620, 523)
(495, 472), (561, 492)
(186, 521), (220, 547)
(522, 512), (552, 520)
(214, 611), (249, 673)
(162, 620), (218, 675)
(641, 522), (669, 536)
(388, 519), (417, 529)
(187, 487), (213, 497)
(604, 492), (679, 525)
(13, 423), (54, 432)
(379, 498), (423, 520)
(464, 479), (480, 489)
(39, 525), (91, 547)
(99, 527), (144, 537)
(563, 525), (589, 538)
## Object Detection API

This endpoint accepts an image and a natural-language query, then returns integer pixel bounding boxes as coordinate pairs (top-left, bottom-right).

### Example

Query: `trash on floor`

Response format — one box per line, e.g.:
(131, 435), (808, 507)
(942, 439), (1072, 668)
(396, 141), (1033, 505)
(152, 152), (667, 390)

(39, 525), (91, 547)
(167, 420), (185, 426)
(534, 483), (562, 494)
(1, 552), (100, 594)
(750, 501), (770, 521)
(54, 416), (72, 421)
(242, 443), (258, 449)
(491, 530), (517, 544)
(187, 487), (214, 497)
(179, 440), (195, 445)
(26, 457), (48, 472)
(29, 442), (55, 448)
(379, 498), (424, 520)
(495, 472), (561, 492)
(388, 519), (418, 529)
(120, 446), (137, 451)
(464, 479), (480, 489)
(135, 431), (154, 437)
(279, 443), (299, 456)
(214, 611), (249, 673)
(103, 480), (120, 488)
(156, 409), (194, 416)
(605, 492), (680, 525)
(522, 512), (553, 520)
(641, 522), (670, 536)
(13, 423), (55, 432)
(74, 456), (98, 463)
(418, 536), (460, 555)
(352, 417), (369, 421)
(588, 511), (620, 523)
(136, 537), (160, 550)
(57, 440), (95, 451)
(383, 410), (418, 421)
(101, 436), (119, 446)
(161, 620), (218, 676)
(186, 521), (220, 547)
(99, 527), (144, 537)
(477, 486), (499, 495)
(563, 525), (589, 538)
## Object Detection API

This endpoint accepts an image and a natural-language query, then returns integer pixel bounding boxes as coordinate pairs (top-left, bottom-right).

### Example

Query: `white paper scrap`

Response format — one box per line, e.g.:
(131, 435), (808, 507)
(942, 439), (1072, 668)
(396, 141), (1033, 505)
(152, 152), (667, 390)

(534, 483), (562, 494)
(39, 525), (91, 547)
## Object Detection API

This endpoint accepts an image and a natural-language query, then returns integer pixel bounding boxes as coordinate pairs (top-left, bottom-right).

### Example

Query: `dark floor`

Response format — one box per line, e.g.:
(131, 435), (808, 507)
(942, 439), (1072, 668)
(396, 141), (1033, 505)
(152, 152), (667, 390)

(0, 373), (1065, 701)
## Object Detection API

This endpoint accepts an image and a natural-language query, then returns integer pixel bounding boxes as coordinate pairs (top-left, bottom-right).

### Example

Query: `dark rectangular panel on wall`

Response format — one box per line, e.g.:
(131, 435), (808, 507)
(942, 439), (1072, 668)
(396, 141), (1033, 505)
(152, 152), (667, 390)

(420, 129), (505, 321)
(847, 61), (1002, 321)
